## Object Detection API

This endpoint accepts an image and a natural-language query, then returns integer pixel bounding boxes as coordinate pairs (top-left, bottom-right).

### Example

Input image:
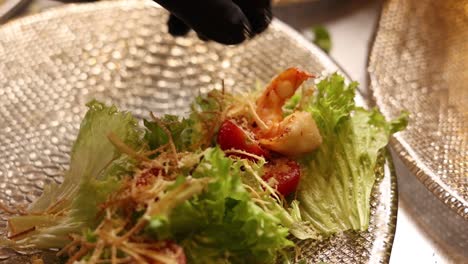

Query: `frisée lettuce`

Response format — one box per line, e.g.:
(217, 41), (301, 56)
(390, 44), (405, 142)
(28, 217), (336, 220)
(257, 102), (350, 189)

(3, 101), (143, 249)
(148, 148), (293, 263)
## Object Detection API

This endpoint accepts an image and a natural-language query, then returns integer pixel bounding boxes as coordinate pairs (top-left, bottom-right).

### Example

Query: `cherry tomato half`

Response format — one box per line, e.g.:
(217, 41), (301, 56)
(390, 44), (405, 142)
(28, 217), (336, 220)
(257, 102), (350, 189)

(262, 158), (301, 197)
(217, 120), (269, 159)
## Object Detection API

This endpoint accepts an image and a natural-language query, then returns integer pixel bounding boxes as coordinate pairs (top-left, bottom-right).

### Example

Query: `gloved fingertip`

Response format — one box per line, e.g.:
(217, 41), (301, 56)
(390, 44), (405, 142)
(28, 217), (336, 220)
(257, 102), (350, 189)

(233, 0), (272, 35)
(161, 1), (252, 45)
(215, 15), (251, 45)
(253, 7), (272, 34)
(196, 32), (210, 41)
(167, 14), (191, 36)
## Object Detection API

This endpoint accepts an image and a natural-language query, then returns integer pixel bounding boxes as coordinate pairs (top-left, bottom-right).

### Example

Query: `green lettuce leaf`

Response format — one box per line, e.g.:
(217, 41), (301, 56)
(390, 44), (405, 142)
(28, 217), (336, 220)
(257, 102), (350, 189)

(144, 91), (223, 152)
(4, 100), (142, 249)
(297, 74), (407, 234)
(144, 115), (195, 151)
(147, 148), (293, 264)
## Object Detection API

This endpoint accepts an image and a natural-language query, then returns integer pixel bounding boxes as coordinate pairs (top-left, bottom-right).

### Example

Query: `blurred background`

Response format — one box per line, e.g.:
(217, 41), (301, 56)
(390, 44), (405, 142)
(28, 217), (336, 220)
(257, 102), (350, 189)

(1, 0), (467, 263)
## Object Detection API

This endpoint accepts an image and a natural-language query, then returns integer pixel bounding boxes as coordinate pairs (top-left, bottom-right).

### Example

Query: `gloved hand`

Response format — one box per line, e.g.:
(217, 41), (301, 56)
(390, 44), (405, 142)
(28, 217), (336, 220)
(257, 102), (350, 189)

(156, 0), (272, 45)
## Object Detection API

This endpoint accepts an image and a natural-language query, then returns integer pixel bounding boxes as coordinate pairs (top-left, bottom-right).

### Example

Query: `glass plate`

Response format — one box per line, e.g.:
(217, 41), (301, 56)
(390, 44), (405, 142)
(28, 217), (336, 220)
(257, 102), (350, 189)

(0, 0), (397, 262)
(369, 0), (467, 219)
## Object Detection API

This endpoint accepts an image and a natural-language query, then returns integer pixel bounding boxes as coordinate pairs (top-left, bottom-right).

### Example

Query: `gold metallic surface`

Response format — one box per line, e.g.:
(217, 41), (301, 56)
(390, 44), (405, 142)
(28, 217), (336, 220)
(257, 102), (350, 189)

(369, 0), (468, 219)
(0, 0), (396, 262)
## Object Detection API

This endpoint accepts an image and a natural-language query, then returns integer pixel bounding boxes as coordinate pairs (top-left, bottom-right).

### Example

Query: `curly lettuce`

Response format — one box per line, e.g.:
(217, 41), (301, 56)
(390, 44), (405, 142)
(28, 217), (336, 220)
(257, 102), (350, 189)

(144, 91), (225, 153)
(147, 148), (293, 264)
(4, 101), (142, 249)
(297, 74), (407, 234)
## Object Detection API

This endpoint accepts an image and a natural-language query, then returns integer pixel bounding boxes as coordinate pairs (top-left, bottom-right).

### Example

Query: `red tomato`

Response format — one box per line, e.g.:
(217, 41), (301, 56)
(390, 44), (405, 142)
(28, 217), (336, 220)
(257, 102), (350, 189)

(262, 158), (301, 196)
(217, 120), (268, 159)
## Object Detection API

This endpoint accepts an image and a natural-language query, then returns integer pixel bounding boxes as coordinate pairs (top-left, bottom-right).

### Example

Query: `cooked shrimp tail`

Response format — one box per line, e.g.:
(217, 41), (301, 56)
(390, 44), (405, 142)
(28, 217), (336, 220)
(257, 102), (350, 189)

(253, 68), (321, 156)
(259, 111), (322, 156)
(256, 67), (314, 125)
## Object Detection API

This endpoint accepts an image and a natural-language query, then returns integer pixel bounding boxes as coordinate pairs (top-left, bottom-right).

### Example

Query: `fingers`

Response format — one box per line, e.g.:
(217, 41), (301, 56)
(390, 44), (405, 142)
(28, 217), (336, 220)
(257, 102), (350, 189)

(157, 0), (251, 45)
(233, 0), (272, 35)
(167, 14), (191, 36)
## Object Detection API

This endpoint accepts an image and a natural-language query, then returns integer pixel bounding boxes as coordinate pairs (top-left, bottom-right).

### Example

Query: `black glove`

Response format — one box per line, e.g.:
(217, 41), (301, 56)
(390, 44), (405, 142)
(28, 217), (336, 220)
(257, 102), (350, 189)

(156, 0), (272, 45)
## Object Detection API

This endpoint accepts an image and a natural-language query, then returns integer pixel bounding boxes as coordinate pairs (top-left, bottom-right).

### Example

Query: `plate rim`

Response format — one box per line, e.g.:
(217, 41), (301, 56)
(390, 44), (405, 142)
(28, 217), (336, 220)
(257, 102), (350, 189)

(390, 134), (467, 218)
(0, 0), (398, 262)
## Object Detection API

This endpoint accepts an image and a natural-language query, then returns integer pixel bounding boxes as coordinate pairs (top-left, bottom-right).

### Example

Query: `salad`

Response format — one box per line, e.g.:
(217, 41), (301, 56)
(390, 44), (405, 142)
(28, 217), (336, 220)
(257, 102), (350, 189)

(0, 68), (407, 263)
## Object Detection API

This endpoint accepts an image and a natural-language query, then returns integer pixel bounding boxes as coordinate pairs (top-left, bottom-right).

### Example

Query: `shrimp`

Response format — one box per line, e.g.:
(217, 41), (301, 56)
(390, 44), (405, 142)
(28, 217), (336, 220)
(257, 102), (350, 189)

(258, 111), (322, 156)
(254, 67), (322, 156)
(256, 67), (313, 125)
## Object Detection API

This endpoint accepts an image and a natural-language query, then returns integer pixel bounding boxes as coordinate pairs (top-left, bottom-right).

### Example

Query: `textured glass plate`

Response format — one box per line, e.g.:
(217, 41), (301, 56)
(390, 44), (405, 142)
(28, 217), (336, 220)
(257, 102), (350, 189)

(0, 0), (396, 262)
(369, 0), (467, 219)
